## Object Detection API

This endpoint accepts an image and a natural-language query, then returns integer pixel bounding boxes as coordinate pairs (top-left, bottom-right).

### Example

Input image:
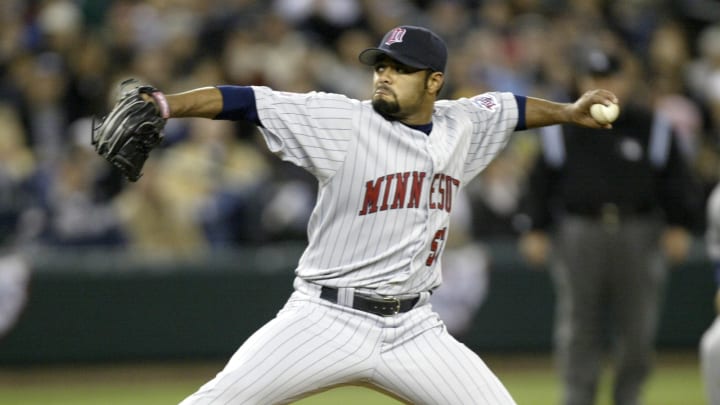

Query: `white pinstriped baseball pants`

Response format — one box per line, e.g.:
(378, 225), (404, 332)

(701, 316), (720, 405)
(179, 280), (517, 405)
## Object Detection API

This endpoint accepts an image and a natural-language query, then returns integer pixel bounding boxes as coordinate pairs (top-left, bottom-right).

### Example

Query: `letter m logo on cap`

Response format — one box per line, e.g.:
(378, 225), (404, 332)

(384, 27), (406, 46)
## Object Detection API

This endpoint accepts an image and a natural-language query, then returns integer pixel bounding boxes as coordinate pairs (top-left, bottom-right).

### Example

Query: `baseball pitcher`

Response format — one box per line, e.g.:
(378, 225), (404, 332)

(92, 26), (618, 404)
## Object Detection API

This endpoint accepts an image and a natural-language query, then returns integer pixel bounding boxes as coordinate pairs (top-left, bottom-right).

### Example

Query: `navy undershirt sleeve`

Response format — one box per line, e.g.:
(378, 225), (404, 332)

(214, 85), (261, 126)
(514, 95), (527, 131)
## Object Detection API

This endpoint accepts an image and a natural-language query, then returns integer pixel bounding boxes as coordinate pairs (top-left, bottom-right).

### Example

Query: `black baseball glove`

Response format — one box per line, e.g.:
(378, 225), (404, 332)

(91, 79), (169, 182)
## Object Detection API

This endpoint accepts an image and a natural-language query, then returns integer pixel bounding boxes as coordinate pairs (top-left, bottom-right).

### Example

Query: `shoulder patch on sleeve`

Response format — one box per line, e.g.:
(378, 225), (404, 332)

(470, 94), (499, 111)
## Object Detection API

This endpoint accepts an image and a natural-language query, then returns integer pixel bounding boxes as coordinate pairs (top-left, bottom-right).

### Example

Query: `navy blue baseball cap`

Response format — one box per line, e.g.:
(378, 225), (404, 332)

(359, 26), (448, 73)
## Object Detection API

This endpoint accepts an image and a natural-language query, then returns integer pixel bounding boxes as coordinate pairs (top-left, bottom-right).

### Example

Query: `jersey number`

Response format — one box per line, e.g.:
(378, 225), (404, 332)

(425, 227), (447, 266)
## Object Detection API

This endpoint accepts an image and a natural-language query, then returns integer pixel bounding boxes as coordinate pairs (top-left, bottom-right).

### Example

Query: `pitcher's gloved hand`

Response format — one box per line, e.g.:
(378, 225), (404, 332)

(91, 78), (169, 181)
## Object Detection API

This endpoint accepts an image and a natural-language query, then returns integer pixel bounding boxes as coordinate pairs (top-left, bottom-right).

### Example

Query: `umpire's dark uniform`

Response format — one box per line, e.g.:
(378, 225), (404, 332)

(522, 74), (701, 404)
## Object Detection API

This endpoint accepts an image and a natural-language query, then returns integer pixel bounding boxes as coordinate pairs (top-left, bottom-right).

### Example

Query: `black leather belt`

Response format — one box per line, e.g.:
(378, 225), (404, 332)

(320, 286), (419, 316)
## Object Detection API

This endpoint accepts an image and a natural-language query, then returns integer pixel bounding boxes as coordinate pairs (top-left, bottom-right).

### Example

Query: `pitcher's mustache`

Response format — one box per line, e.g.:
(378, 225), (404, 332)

(375, 85), (395, 95)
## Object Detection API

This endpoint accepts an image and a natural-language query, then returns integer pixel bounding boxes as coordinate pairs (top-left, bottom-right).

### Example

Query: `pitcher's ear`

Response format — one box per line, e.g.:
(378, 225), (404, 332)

(427, 71), (444, 96)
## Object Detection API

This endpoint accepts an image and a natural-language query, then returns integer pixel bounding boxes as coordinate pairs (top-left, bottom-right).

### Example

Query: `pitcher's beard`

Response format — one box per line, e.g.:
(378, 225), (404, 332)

(372, 98), (401, 118)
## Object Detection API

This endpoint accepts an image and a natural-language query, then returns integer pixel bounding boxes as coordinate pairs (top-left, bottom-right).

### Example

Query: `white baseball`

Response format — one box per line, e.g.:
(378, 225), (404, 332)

(590, 103), (619, 124)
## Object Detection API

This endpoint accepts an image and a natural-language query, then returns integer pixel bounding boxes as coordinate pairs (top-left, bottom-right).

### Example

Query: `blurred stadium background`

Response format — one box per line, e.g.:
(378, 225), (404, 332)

(0, 0), (719, 404)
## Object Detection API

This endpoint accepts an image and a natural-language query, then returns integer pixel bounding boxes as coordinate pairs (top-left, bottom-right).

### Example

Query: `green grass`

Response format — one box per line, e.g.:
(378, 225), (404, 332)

(0, 351), (704, 405)
(491, 351), (706, 405)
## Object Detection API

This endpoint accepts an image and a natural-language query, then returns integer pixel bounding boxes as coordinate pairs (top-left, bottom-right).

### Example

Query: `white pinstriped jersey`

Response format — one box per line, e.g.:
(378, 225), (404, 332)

(253, 86), (519, 296)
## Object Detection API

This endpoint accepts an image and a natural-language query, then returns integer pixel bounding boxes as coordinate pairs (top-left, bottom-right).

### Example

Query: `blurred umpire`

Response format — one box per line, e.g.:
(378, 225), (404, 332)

(518, 49), (702, 405)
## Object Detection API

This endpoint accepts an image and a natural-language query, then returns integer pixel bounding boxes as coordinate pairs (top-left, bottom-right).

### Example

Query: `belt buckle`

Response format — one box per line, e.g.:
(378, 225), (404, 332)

(379, 296), (401, 316)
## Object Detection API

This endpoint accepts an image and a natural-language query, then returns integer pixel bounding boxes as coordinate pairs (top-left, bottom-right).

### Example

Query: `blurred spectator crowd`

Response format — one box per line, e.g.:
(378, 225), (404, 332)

(1, 0), (720, 258)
